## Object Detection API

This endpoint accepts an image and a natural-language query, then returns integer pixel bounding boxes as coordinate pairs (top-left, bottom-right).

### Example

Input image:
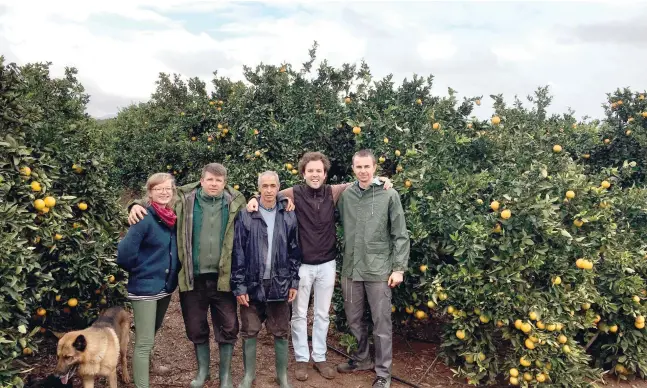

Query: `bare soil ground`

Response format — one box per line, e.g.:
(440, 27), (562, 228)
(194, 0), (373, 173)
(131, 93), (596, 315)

(21, 292), (647, 388)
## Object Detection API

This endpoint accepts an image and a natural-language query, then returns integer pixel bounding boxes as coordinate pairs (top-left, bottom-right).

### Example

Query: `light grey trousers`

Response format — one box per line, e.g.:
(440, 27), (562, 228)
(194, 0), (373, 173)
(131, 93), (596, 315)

(341, 277), (392, 378)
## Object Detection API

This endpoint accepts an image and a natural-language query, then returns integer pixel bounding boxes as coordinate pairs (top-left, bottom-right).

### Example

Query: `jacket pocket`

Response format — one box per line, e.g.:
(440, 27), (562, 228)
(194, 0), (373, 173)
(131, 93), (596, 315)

(366, 242), (389, 253)
(363, 242), (390, 275)
(275, 265), (290, 277)
(269, 276), (290, 301)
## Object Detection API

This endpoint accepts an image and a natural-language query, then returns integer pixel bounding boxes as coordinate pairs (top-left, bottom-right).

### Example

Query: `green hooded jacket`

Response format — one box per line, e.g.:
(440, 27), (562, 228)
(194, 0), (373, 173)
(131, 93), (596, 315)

(337, 179), (410, 281)
(129, 182), (246, 292)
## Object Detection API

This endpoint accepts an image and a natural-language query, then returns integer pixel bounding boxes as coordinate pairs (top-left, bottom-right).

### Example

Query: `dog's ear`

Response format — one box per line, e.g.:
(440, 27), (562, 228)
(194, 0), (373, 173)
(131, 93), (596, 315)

(72, 334), (87, 352)
(51, 331), (65, 339)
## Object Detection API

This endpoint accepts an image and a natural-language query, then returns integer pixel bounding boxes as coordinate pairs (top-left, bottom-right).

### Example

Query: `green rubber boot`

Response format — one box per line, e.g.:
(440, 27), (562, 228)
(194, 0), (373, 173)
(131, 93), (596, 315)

(274, 338), (292, 388)
(218, 343), (234, 388)
(238, 338), (257, 388)
(190, 343), (211, 388)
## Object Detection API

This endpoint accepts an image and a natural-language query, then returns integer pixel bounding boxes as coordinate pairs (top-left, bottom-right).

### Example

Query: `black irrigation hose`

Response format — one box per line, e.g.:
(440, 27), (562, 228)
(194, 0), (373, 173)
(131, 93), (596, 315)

(404, 335), (437, 344)
(325, 344), (420, 388)
(307, 334), (421, 388)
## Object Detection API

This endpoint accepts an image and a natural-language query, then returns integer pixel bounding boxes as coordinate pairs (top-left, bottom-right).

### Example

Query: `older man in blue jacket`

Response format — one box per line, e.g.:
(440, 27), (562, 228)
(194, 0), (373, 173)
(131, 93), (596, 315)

(231, 171), (302, 388)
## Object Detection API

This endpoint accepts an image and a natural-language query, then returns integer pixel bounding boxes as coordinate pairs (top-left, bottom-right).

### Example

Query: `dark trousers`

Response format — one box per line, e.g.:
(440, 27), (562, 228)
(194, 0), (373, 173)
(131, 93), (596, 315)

(342, 277), (393, 378)
(240, 280), (290, 339)
(179, 273), (239, 345)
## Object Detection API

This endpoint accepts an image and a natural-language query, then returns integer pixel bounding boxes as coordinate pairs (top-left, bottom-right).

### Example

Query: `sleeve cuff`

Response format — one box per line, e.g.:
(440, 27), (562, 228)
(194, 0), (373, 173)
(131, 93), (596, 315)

(232, 286), (247, 296)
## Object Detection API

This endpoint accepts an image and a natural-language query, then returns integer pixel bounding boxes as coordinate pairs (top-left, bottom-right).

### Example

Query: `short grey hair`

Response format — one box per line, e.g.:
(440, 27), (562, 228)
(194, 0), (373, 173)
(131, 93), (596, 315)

(257, 171), (280, 187)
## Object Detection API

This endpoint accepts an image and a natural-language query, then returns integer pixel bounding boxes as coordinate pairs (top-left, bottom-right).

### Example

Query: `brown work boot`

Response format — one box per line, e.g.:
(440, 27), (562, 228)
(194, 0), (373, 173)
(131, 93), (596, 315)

(295, 362), (309, 381)
(314, 362), (336, 379)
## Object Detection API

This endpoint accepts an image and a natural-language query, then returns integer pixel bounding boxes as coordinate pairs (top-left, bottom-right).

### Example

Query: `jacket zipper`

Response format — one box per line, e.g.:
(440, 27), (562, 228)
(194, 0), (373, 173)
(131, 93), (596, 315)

(258, 206), (283, 302)
(350, 184), (369, 303)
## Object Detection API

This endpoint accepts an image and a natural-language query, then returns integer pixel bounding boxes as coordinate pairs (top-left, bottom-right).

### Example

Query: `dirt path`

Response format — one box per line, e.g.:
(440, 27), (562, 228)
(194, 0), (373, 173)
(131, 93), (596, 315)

(24, 292), (463, 387)
(22, 292), (647, 387)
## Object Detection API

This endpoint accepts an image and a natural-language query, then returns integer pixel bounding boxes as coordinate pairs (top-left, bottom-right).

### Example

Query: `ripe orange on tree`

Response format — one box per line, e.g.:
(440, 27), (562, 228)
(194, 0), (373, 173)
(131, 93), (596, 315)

(44, 196), (56, 208)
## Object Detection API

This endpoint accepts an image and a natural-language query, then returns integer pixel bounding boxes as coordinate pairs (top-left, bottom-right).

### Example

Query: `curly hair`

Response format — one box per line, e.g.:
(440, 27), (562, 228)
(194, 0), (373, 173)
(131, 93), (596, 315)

(298, 151), (331, 176)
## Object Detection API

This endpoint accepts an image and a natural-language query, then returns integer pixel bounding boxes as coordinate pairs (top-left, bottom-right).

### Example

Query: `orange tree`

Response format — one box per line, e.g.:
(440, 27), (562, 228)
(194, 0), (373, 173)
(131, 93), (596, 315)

(0, 57), (127, 386)
(102, 43), (647, 386)
(406, 91), (647, 386)
(585, 88), (647, 186)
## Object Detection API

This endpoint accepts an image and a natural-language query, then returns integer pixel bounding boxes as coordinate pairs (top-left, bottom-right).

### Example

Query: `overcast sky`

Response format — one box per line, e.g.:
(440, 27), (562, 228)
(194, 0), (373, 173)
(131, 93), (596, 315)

(1, 0), (646, 120)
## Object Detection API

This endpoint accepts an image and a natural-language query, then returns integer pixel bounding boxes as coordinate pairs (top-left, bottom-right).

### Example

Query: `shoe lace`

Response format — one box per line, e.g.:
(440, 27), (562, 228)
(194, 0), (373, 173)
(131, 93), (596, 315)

(373, 377), (387, 387)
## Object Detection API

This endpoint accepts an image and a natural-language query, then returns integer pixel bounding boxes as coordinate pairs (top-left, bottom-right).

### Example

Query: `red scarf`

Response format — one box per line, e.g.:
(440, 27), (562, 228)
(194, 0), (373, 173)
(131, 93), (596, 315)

(151, 202), (177, 228)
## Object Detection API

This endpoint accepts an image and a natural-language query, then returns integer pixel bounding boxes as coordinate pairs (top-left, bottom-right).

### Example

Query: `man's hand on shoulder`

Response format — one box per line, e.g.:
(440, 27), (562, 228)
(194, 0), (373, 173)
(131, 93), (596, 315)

(128, 204), (147, 225)
(247, 196), (295, 212)
(378, 176), (393, 190)
(246, 197), (259, 212)
(285, 196), (295, 212)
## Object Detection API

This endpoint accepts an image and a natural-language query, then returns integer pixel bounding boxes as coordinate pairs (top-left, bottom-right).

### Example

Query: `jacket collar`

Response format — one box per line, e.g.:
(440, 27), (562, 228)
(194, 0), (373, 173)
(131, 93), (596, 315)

(303, 183), (326, 198)
(251, 194), (288, 219)
(197, 187), (223, 202)
(353, 178), (383, 192)
(147, 204), (158, 216)
(146, 205), (163, 224)
(180, 181), (237, 204)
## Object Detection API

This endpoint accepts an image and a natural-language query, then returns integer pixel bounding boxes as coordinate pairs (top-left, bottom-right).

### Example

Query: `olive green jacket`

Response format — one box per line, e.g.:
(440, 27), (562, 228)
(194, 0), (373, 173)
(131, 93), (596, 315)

(130, 182), (246, 292)
(337, 180), (410, 281)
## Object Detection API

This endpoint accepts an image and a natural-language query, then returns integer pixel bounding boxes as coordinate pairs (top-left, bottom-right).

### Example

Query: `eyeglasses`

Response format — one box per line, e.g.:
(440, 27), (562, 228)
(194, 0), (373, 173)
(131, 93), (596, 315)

(152, 187), (173, 193)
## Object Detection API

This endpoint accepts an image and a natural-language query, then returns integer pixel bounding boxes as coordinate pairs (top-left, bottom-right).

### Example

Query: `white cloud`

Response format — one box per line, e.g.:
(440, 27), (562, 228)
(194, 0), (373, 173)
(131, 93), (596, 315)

(491, 44), (535, 62)
(417, 34), (458, 62)
(0, 0), (645, 120)
(0, 1), (368, 104)
(0, 0), (174, 23)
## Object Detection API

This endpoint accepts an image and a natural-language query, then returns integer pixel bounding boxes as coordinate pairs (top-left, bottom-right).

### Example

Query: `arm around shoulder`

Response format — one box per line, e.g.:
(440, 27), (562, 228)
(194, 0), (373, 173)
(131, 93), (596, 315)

(126, 198), (146, 213)
(331, 182), (352, 204)
(279, 187), (294, 202)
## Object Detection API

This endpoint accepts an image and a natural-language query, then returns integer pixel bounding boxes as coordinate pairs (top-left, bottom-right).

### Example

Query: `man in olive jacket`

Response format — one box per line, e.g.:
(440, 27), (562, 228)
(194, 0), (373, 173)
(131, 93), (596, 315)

(335, 149), (410, 388)
(128, 163), (247, 388)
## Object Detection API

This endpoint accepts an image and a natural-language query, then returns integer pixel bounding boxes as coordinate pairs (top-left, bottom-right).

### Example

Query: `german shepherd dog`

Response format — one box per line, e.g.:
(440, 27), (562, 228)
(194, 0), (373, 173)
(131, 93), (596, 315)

(55, 306), (130, 387)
